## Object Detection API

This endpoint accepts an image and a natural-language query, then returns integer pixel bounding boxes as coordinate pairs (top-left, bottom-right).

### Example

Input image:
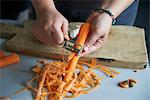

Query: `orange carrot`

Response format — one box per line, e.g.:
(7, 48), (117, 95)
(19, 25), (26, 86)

(0, 53), (20, 68)
(65, 23), (91, 82)
(0, 51), (5, 58)
(67, 53), (75, 62)
(75, 23), (91, 50)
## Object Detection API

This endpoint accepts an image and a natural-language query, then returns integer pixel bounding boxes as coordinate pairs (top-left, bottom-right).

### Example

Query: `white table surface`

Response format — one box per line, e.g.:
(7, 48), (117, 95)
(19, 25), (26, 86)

(0, 20), (150, 100)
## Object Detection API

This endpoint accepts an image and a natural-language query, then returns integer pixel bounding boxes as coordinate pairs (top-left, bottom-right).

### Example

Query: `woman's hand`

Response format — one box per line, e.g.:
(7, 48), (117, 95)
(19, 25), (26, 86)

(82, 12), (112, 56)
(32, 8), (69, 45)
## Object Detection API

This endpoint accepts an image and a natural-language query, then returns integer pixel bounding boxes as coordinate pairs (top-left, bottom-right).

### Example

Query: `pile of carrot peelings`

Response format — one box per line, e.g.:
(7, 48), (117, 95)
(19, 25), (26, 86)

(15, 23), (119, 100)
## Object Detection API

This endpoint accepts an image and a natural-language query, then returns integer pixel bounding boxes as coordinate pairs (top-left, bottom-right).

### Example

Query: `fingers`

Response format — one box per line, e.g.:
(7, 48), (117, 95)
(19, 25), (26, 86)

(51, 21), (64, 44)
(32, 9), (69, 45)
(81, 12), (112, 56)
(81, 31), (109, 56)
(62, 19), (70, 40)
(81, 37), (103, 56)
(84, 27), (104, 52)
(50, 18), (69, 44)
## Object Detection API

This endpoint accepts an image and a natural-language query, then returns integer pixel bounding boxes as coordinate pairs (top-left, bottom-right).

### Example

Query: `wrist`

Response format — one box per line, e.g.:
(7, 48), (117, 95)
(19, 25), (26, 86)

(101, 12), (113, 23)
(92, 8), (116, 24)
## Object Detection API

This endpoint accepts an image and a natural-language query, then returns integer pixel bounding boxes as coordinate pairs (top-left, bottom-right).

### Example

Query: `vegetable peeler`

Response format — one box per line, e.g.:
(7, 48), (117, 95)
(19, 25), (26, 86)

(63, 30), (83, 55)
(63, 23), (90, 55)
(63, 38), (83, 55)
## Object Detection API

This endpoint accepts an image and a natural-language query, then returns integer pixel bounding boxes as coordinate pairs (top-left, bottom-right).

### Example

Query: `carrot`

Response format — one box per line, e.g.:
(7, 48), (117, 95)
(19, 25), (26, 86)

(0, 53), (20, 68)
(65, 23), (91, 82)
(75, 23), (91, 50)
(0, 51), (5, 58)
(67, 53), (75, 62)
(65, 56), (79, 81)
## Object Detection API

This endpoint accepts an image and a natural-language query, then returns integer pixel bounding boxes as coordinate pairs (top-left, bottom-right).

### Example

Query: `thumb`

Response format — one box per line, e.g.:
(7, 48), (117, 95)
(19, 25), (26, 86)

(62, 19), (70, 40)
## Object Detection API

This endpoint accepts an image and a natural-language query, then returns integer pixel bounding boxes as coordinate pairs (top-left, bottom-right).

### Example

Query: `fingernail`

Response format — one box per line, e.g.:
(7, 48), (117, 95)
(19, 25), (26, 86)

(64, 34), (70, 40)
(67, 36), (70, 40)
(84, 46), (88, 51)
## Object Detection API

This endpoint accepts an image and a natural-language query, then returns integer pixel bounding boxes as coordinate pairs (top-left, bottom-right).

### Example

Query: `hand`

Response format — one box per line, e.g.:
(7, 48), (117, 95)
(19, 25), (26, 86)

(32, 8), (69, 45)
(82, 12), (112, 56)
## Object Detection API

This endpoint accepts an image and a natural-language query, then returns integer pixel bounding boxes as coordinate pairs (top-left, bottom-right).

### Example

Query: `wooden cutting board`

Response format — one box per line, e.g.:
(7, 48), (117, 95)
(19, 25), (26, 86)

(0, 20), (148, 69)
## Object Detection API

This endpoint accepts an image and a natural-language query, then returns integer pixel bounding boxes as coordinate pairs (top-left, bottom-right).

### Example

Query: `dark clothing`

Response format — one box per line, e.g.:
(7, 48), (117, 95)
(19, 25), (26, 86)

(0, 0), (31, 19)
(0, 0), (139, 25)
(54, 0), (139, 25)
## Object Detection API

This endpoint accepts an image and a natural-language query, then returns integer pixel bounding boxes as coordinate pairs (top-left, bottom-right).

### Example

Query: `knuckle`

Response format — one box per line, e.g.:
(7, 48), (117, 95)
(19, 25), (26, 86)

(85, 41), (94, 47)
(90, 40), (95, 45)
(51, 25), (58, 33)
(94, 29), (105, 37)
(52, 24), (56, 29)
(52, 23), (59, 30)
(63, 20), (69, 27)
(64, 19), (68, 24)
(94, 39), (103, 47)
(43, 24), (50, 32)
(96, 41), (102, 46)
(56, 39), (64, 45)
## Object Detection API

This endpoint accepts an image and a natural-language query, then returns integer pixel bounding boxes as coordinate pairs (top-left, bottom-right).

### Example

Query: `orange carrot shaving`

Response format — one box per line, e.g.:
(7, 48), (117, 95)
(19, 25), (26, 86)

(99, 67), (116, 78)
(15, 87), (29, 95)
(79, 60), (120, 78)
(91, 58), (97, 67)
(95, 64), (120, 75)
(0, 53), (20, 68)
(32, 65), (42, 74)
(15, 60), (103, 100)
(35, 64), (51, 100)
(78, 61), (93, 68)
(15, 58), (119, 100)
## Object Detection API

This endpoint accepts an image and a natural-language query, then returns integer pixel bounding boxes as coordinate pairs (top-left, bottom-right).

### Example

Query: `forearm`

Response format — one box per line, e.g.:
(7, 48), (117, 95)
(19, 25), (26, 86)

(100, 0), (135, 18)
(32, 0), (56, 15)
